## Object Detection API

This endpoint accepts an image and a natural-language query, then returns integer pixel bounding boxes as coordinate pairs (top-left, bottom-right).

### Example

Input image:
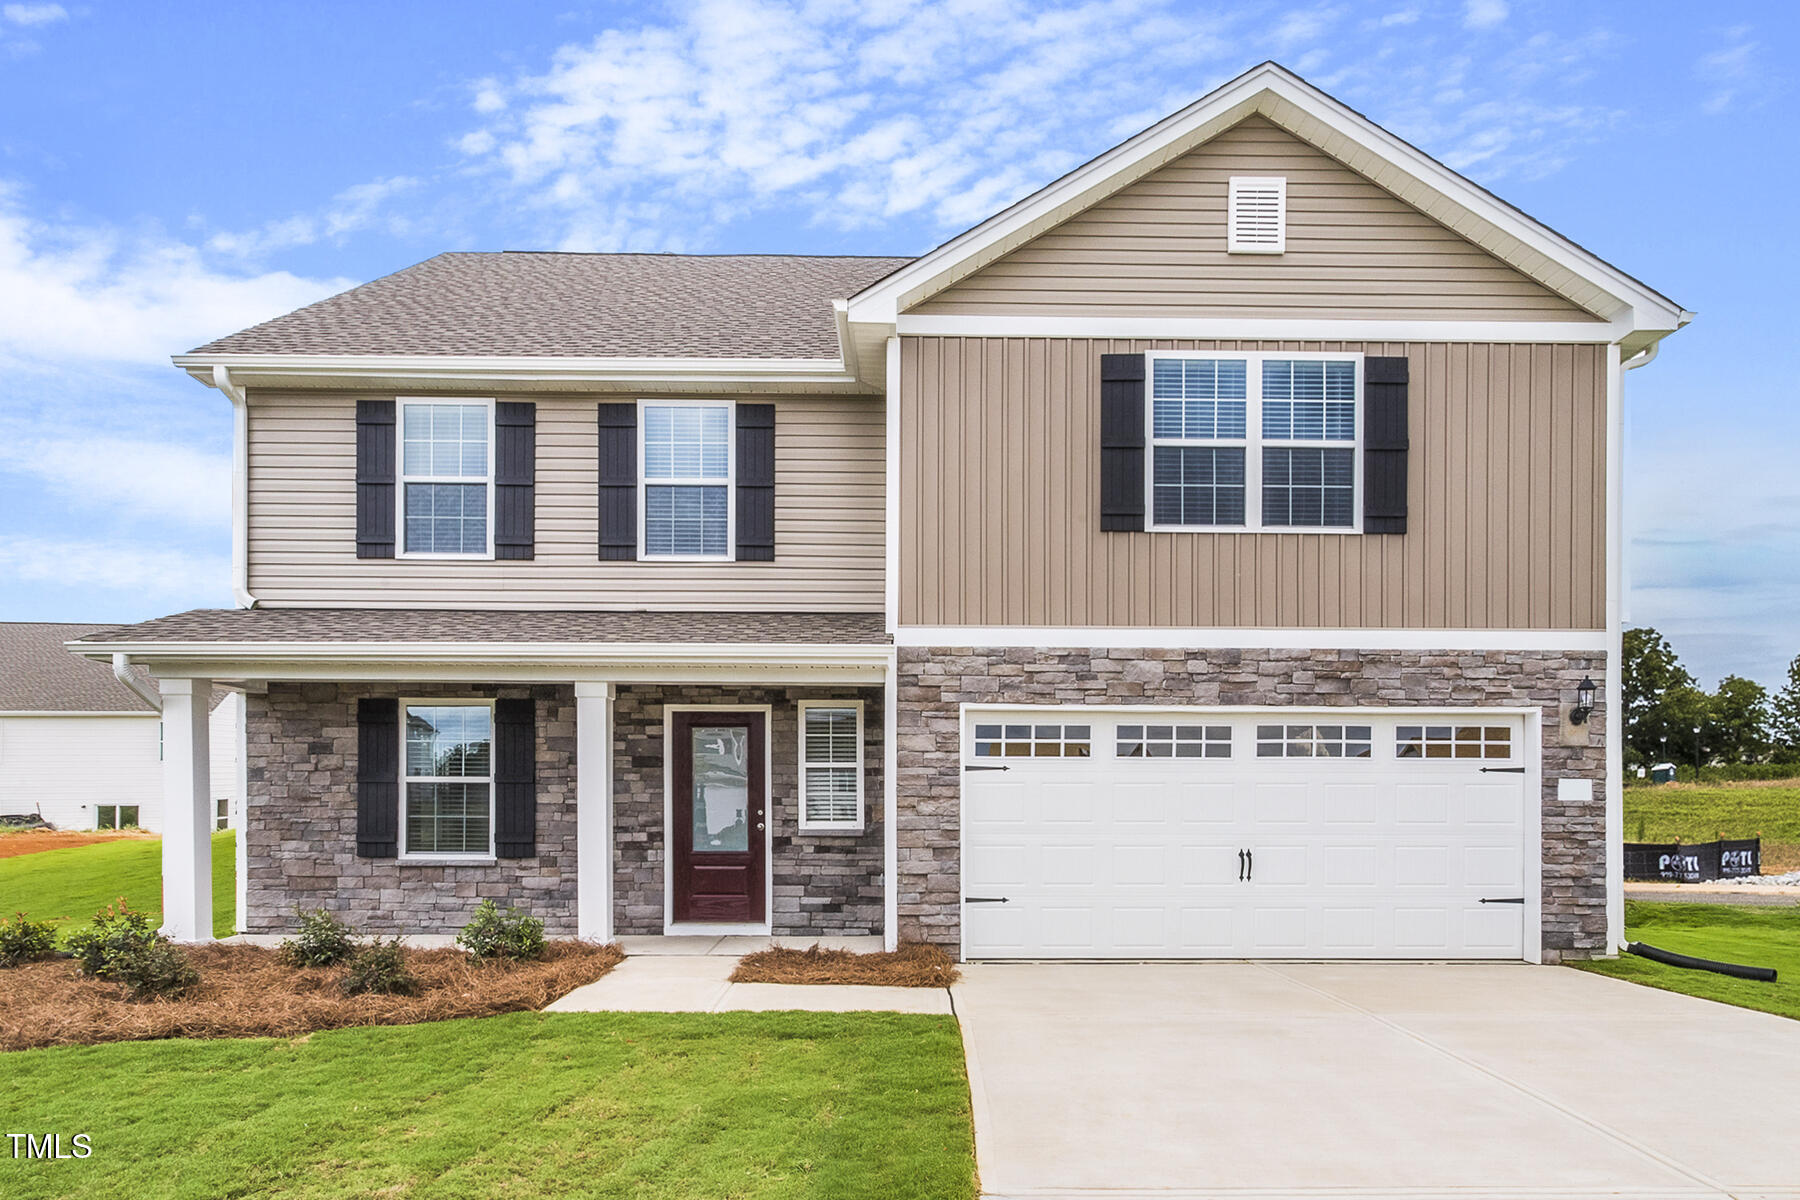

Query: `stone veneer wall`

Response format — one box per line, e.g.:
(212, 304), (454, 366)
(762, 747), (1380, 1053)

(245, 682), (579, 935)
(611, 685), (885, 937)
(895, 647), (1609, 961)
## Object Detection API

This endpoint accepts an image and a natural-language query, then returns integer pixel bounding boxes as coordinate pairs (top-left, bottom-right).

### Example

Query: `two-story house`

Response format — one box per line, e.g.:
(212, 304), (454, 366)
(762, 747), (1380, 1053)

(75, 63), (1687, 963)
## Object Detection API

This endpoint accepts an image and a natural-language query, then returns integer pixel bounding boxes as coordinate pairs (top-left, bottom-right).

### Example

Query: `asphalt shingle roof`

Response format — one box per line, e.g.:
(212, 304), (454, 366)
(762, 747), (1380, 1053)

(73, 609), (890, 646)
(0, 623), (160, 713)
(189, 252), (913, 360)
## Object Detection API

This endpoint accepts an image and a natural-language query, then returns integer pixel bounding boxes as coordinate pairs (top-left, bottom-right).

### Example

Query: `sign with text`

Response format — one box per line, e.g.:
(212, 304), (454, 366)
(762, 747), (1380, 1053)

(1623, 839), (1761, 883)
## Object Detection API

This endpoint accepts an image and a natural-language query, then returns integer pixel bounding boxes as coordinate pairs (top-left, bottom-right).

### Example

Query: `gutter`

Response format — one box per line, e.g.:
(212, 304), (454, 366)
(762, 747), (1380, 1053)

(1622, 342), (1659, 371)
(211, 366), (257, 609)
(112, 654), (163, 713)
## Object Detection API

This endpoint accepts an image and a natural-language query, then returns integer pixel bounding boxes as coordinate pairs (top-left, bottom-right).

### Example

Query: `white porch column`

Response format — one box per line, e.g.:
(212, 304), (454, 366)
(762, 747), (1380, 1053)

(883, 657), (899, 951)
(160, 678), (213, 942)
(575, 683), (615, 941)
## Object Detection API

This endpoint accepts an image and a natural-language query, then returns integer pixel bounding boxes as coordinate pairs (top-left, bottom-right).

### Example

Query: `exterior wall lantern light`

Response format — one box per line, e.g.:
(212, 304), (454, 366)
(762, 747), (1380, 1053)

(1569, 676), (1596, 725)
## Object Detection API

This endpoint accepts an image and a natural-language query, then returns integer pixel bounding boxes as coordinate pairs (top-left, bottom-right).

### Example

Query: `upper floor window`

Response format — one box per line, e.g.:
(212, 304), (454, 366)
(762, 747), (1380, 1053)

(1147, 353), (1361, 534)
(641, 401), (732, 559)
(401, 400), (493, 556)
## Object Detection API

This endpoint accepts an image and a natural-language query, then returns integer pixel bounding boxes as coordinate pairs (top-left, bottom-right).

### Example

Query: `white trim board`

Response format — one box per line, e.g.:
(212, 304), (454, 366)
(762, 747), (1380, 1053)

(896, 627), (1608, 652)
(895, 315), (1631, 344)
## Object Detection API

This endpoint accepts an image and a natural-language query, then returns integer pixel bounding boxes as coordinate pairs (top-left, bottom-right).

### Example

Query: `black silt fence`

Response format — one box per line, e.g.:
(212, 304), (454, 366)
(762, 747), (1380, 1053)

(1623, 839), (1761, 882)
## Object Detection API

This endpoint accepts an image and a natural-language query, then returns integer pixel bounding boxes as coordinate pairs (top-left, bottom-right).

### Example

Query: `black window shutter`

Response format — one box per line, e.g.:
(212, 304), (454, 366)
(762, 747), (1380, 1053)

(597, 403), (637, 561)
(356, 697), (399, 858)
(493, 697), (536, 859)
(356, 400), (396, 559)
(735, 403), (776, 561)
(1363, 356), (1410, 535)
(1099, 354), (1146, 532)
(494, 402), (536, 560)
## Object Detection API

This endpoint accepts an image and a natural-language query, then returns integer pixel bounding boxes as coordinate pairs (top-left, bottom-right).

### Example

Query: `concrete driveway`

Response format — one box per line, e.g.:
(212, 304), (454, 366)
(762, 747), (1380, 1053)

(953, 963), (1800, 1199)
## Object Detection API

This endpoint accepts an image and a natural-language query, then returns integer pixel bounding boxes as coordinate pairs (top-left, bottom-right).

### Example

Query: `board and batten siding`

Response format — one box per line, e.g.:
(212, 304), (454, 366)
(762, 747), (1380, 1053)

(898, 337), (1606, 630)
(911, 116), (1601, 322)
(246, 391), (884, 610)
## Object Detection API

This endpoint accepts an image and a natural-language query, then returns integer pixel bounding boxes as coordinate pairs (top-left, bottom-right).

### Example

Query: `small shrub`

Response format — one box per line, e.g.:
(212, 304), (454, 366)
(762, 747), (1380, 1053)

(0, 913), (58, 967)
(340, 938), (418, 996)
(455, 899), (545, 962)
(106, 939), (200, 1001)
(279, 908), (358, 967)
(64, 899), (157, 977)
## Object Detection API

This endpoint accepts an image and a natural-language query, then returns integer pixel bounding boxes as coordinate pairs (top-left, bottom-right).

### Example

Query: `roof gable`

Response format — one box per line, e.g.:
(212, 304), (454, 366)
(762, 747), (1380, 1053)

(912, 115), (1602, 323)
(847, 63), (1688, 349)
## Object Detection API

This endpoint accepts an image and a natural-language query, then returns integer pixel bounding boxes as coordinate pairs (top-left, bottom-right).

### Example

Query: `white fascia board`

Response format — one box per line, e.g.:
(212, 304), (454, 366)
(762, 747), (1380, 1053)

(896, 315), (1632, 344)
(847, 63), (1688, 335)
(896, 626), (1609, 652)
(173, 353), (860, 389)
(71, 640), (891, 667)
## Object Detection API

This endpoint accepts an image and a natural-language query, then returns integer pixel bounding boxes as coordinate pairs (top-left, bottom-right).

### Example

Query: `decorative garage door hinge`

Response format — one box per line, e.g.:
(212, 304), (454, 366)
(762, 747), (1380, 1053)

(964, 764), (1010, 772)
(1479, 897), (1526, 904)
(964, 896), (1010, 904)
(1478, 766), (1526, 774)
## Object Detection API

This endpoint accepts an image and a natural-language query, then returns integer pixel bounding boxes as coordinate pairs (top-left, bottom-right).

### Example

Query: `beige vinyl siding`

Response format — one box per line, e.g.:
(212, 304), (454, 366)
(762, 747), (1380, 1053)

(899, 337), (1605, 630)
(247, 390), (883, 610)
(911, 116), (1602, 322)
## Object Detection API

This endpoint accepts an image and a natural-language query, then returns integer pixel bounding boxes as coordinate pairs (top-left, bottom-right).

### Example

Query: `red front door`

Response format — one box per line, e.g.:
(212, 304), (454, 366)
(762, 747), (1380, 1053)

(671, 711), (766, 924)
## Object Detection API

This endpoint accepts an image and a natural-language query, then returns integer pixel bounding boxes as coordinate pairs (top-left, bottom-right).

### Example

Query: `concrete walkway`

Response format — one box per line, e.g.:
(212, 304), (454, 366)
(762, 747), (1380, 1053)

(954, 962), (1800, 1199)
(546, 950), (952, 1014)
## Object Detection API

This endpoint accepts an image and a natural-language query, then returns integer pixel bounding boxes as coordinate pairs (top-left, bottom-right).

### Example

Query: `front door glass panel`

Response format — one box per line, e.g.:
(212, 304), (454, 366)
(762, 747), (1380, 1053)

(691, 725), (749, 853)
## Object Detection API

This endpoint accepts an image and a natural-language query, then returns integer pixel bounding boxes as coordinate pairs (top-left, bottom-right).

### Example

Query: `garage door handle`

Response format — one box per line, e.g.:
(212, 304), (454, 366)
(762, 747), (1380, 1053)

(965, 896), (1009, 904)
(1238, 849), (1245, 881)
(1246, 849), (1253, 881)
(1480, 897), (1525, 904)
(1479, 766), (1526, 774)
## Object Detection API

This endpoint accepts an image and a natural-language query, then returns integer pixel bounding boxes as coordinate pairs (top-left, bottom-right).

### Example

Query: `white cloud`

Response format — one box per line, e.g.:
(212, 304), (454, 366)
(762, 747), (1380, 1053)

(0, 536), (231, 600)
(0, 428), (229, 528)
(2, 3), (66, 26)
(451, 0), (1629, 248)
(205, 176), (420, 260)
(1463, 0), (1508, 31)
(1696, 26), (1770, 115)
(0, 183), (351, 367)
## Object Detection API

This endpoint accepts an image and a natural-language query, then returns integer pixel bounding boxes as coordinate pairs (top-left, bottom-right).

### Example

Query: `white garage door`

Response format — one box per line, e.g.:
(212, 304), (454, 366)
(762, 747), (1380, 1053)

(962, 711), (1530, 960)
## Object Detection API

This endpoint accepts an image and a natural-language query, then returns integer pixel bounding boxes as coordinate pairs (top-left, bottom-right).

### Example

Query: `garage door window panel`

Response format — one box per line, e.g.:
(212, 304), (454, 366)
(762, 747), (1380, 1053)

(1256, 724), (1373, 759)
(1397, 725), (1513, 760)
(973, 722), (1091, 759)
(1117, 724), (1231, 758)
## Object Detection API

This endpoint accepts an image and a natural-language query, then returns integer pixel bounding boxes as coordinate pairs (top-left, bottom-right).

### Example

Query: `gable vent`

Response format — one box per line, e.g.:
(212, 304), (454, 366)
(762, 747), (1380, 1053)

(1228, 176), (1286, 254)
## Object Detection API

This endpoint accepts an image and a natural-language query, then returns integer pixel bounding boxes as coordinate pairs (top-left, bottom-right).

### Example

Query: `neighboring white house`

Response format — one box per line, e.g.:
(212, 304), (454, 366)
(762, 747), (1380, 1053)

(0, 622), (242, 832)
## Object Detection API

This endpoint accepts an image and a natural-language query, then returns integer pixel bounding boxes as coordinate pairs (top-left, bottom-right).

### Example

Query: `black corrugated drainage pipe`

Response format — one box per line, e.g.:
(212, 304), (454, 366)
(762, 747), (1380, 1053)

(1626, 941), (1778, 983)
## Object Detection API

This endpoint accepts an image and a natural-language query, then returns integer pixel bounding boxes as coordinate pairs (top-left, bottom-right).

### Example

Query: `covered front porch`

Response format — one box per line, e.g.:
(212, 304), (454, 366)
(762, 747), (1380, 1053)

(69, 609), (897, 949)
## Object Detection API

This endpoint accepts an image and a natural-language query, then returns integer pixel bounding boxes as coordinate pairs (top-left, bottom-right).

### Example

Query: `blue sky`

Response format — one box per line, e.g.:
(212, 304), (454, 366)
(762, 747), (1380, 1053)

(0, 0), (1792, 688)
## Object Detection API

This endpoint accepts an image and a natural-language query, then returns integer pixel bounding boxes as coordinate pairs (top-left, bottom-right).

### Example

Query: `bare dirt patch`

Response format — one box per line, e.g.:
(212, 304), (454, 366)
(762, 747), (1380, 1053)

(0, 830), (158, 860)
(730, 942), (959, 988)
(0, 940), (623, 1051)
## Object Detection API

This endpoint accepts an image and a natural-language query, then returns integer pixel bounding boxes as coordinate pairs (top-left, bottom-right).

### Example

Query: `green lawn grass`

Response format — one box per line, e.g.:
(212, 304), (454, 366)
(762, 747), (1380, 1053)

(0, 830), (236, 935)
(0, 1011), (975, 1200)
(1574, 901), (1800, 1021)
(1624, 780), (1800, 870)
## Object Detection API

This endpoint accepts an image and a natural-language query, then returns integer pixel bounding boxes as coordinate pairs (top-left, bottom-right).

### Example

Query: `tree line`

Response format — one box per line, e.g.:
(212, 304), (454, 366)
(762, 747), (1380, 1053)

(1623, 628), (1800, 767)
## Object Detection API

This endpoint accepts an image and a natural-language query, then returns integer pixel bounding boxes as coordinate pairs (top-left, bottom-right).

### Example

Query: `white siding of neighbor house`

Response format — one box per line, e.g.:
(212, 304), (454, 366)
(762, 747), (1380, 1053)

(0, 697), (245, 832)
(0, 715), (164, 831)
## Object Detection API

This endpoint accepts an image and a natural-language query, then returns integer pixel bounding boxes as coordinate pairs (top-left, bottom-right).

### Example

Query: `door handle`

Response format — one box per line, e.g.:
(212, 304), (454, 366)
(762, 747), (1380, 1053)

(1237, 849), (1245, 881)
(755, 822), (765, 831)
(1246, 849), (1253, 881)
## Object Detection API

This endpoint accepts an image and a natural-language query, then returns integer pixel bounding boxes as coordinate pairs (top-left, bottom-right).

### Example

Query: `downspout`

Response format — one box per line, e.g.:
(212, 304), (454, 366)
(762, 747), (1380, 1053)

(212, 366), (257, 608)
(112, 653), (162, 713)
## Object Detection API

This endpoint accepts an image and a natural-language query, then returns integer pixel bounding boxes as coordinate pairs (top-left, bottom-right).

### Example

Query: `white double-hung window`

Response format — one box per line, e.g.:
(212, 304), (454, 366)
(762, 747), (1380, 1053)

(400, 399), (493, 555)
(798, 700), (864, 832)
(641, 401), (733, 558)
(402, 701), (494, 858)
(1147, 352), (1361, 533)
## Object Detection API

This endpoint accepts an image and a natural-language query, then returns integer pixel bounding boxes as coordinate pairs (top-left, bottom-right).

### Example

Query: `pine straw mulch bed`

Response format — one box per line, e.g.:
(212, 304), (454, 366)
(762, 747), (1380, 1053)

(729, 942), (959, 988)
(0, 940), (623, 1052)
